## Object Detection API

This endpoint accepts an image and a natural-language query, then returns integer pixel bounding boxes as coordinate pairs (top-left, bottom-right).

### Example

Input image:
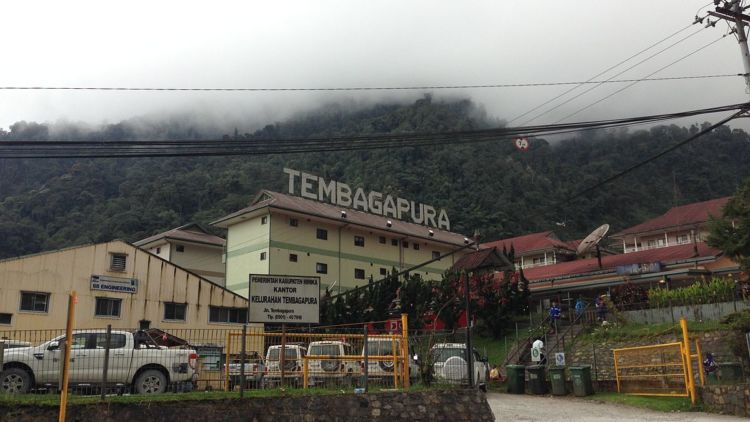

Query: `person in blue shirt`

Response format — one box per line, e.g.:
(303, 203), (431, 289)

(549, 302), (561, 333)
(575, 296), (585, 321)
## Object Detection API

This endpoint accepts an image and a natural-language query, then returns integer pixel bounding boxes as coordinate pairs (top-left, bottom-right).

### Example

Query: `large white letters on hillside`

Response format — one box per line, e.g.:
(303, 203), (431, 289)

(283, 168), (450, 230)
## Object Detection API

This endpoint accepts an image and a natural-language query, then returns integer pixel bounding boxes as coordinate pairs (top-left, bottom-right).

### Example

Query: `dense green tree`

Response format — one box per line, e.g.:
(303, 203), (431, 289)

(708, 177), (750, 272)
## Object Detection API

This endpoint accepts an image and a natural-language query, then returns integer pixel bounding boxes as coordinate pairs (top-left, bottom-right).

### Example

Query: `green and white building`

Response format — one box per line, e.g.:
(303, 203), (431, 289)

(212, 190), (470, 297)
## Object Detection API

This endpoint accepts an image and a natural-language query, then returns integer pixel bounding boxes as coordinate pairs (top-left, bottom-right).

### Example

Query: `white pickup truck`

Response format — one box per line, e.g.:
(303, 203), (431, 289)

(0, 330), (198, 394)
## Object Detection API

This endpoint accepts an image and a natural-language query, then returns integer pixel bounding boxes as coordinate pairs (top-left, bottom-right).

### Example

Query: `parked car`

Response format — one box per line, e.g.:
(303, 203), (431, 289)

(225, 351), (265, 390)
(306, 340), (358, 386)
(264, 344), (306, 387)
(0, 330), (198, 394)
(360, 337), (419, 383)
(0, 340), (31, 349)
(430, 343), (489, 387)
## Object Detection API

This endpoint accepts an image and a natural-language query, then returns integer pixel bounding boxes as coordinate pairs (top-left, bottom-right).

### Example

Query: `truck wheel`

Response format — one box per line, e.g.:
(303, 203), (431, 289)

(1, 368), (32, 394)
(135, 369), (167, 394)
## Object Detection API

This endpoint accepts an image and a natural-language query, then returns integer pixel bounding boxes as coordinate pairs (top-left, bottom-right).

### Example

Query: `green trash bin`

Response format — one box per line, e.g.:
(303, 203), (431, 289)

(549, 366), (567, 396)
(506, 365), (525, 394)
(526, 365), (547, 395)
(570, 365), (594, 397)
(721, 362), (744, 383)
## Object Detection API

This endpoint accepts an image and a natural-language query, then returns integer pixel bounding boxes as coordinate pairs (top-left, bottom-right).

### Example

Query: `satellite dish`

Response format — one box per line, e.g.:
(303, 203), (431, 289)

(576, 224), (610, 257)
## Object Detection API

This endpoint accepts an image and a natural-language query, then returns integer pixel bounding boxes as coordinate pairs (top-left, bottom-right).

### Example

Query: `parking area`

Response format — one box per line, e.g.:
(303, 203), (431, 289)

(486, 393), (745, 421)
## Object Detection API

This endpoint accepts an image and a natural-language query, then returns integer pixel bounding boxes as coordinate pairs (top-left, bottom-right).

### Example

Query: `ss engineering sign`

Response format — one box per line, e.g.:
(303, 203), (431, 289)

(248, 274), (320, 324)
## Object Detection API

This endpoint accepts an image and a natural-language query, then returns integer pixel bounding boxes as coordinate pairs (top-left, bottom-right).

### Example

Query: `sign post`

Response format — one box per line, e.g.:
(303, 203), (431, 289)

(248, 274), (321, 324)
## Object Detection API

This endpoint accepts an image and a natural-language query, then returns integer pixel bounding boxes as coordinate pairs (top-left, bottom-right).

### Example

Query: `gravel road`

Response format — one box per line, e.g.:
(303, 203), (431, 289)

(487, 393), (744, 421)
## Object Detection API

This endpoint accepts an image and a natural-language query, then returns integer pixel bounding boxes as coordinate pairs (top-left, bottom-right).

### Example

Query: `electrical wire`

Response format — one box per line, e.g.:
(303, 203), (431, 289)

(519, 26), (709, 126)
(564, 109), (746, 203)
(507, 21), (700, 125)
(0, 75), (739, 92)
(0, 102), (746, 159)
(554, 33), (730, 123)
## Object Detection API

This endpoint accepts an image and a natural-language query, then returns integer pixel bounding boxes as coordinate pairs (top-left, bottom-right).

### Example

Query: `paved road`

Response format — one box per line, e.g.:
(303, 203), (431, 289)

(487, 393), (744, 421)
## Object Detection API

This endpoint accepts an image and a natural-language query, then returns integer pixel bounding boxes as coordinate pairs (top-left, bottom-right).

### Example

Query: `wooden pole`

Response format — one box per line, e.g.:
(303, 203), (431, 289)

(58, 291), (76, 422)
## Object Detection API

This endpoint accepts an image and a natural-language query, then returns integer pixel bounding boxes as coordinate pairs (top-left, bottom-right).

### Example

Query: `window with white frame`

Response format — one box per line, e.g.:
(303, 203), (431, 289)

(20, 292), (50, 313)
(95, 297), (122, 317)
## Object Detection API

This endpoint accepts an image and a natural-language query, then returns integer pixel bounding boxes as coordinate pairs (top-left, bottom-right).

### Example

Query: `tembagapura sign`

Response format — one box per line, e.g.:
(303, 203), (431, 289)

(249, 274), (320, 324)
(283, 168), (450, 230)
(90, 275), (138, 294)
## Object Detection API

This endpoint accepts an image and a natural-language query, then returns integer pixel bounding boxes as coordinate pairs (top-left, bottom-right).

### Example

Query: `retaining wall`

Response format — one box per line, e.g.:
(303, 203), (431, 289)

(0, 389), (494, 422)
(701, 384), (750, 417)
(622, 300), (750, 325)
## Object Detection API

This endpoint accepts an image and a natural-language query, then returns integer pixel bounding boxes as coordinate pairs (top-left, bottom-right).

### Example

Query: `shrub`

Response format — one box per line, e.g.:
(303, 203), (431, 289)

(647, 278), (735, 308)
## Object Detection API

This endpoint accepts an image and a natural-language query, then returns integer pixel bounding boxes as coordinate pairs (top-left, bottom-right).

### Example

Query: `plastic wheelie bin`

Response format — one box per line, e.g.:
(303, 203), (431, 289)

(506, 364), (525, 394)
(526, 365), (547, 395)
(570, 365), (594, 396)
(549, 366), (567, 396)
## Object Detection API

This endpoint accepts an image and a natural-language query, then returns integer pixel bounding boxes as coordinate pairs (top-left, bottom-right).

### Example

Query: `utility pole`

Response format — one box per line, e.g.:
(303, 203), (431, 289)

(708, 0), (750, 93)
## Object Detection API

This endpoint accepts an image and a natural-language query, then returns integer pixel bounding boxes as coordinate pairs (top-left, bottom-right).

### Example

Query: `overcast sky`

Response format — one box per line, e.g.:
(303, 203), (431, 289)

(1, 0), (747, 133)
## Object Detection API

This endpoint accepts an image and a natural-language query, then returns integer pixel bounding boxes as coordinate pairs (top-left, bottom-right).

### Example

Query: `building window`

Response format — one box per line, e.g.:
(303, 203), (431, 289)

(316, 263), (328, 274)
(380, 268), (387, 276)
(95, 297), (122, 318)
(354, 268), (365, 279)
(209, 306), (247, 324)
(164, 302), (187, 321)
(354, 235), (365, 247)
(532, 257), (545, 265)
(260, 252), (267, 261)
(379, 236), (386, 244)
(316, 228), (328, 240)
(176, 245), (185, 253)
(676, 234), (689, 244)
(403, 241), (409, 248)
(0, 313), (11, 325)
(432, 251), (441, 260)
(289, 218), (299, 227)
(289, 253), (298, 262)
(19, 292), (50, 313)
(156, 247), (161, 254)
(261, 216), (268, 225)
(110, 253), (127, 271)
(391, 239), (398, 246)
(413, 243), (420, 250)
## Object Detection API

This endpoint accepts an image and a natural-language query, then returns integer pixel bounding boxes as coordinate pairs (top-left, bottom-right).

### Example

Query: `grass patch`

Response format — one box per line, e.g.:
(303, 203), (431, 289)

(472, 334), (512, 367)
(0, 385), (450, 407)
(584, 392), (701, 412)
(577, 320), (727, 344)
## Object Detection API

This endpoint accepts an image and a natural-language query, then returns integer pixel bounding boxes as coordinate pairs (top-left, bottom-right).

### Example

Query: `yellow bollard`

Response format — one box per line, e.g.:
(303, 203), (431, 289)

(58, 291), (76, 422)
(680, 318), (697, 405)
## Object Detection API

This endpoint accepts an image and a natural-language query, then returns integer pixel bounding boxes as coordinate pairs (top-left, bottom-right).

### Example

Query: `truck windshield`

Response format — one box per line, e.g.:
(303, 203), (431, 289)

(268, 348), (298, 360)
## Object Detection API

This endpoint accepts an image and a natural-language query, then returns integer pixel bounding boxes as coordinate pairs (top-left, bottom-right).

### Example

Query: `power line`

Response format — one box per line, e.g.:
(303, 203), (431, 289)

(0, 74), (740, 93)
(519, 26), (710, 126)
(507, 21), (700, 124)
(565, 108), (747, 203)
(0, 102), (746, 159)
(554, 33), (732, 124)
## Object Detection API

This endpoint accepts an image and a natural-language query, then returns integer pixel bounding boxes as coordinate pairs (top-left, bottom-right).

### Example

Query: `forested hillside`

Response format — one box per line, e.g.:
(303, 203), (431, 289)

(1, 96), (749, 259)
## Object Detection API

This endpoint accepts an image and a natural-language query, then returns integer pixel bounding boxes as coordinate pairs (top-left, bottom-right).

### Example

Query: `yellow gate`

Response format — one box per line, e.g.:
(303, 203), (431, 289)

(612, 318), (699, 404)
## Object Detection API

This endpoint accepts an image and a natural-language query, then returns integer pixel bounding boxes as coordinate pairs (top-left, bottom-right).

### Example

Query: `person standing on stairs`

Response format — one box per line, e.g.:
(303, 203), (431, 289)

(549, 301), (561, 334)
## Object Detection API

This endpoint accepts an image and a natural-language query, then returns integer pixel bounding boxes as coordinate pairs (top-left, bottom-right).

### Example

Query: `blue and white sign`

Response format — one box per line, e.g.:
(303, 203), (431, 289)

(90, 275), (138, 294)
(555, 352), (565, 366)
(616, 262), (662, 276)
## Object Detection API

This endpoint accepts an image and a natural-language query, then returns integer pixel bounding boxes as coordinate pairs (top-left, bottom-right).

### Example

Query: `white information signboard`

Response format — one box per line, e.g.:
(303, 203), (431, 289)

(249, 274), (320, 324)
(531, 346), (541, 362)
(555, 352), (566, 366)
(90, 275), (138, 294)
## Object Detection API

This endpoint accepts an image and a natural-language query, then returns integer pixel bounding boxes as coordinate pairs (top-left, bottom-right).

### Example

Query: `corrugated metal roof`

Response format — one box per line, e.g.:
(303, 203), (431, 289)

(211, 190), (469, 246)
(612, 197), (730, 237)
(523, 242), (720, 282)
(451, 247), (513, 272)
(480, 231), (575, 255)
(134, 223), (225, 248)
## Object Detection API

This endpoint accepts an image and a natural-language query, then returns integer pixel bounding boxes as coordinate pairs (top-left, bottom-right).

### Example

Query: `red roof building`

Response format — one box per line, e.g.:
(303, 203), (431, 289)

(611, 197), (730, 254)
(480, 231), (576, 269)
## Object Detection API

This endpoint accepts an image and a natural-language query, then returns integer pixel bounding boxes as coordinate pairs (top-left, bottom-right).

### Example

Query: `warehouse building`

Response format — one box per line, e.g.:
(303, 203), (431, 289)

(0, 240), (249, 331)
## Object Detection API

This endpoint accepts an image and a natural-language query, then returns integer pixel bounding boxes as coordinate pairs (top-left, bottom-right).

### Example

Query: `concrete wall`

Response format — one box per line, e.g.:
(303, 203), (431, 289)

(0, 389), (494, 422)
(621, 301), (750, 325)
(167, 242), (225, 286)
(0, 240), (249, 331)
(225, 215), (271, 296)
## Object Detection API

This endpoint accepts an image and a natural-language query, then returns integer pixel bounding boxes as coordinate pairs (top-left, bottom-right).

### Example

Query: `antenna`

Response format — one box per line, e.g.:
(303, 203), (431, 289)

(576, 224), (610, 264)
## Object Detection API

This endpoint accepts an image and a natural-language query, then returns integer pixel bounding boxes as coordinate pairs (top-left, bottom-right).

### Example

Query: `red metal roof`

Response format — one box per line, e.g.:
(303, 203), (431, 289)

(523, 242), (721, 282)
(613, 197), (730, 237)
(451, 247), (513, 272)
(480, 231), (574, 255)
